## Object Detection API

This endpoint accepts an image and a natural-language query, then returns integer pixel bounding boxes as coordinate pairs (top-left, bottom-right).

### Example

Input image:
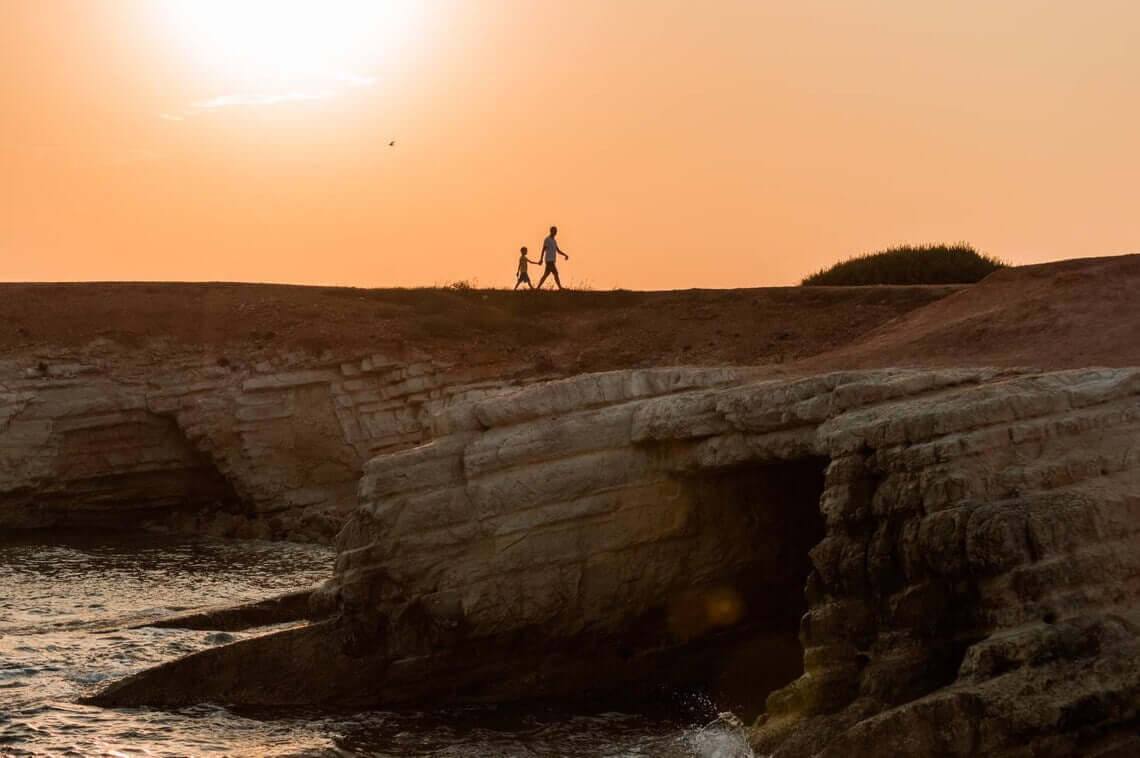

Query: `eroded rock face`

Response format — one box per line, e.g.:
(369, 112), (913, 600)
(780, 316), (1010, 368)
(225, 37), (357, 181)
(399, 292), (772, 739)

(750, 368), (1140, 757)
(0, 369), (239, 529)
(322, 367), (826, 709)
(88, 365), (1140, 756)
(0, 354), (545, 540)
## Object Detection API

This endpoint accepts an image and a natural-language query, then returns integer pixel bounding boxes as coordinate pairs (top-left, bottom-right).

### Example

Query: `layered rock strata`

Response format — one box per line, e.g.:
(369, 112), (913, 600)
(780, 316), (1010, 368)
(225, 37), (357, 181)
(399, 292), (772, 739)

(89, 366), (1140, 756)
(0, 353), (579, 540)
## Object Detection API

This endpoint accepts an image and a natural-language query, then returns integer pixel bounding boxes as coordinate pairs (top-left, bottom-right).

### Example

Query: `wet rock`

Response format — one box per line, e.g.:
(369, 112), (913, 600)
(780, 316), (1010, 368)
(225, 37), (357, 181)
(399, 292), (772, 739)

(133, 588), (326, 632)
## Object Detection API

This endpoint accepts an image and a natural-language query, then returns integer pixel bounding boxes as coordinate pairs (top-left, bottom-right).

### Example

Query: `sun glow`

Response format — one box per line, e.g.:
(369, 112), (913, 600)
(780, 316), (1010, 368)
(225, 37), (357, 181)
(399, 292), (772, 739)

(156, 0), (421, 91)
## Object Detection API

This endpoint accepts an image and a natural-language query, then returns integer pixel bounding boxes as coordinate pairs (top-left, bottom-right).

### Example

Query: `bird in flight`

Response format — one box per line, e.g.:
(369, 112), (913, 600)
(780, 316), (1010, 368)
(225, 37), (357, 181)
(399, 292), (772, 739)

(388, 140), (396, 147)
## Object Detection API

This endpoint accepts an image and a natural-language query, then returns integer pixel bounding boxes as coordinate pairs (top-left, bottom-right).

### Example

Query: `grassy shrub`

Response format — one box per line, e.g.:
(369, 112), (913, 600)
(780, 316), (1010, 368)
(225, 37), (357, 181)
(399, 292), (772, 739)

(802, 244), (1006, 286)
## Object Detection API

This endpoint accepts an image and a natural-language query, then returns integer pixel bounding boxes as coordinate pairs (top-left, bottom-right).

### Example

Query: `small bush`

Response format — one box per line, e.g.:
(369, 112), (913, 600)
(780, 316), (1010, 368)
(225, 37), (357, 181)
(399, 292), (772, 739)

(802, 244), (1006, 286)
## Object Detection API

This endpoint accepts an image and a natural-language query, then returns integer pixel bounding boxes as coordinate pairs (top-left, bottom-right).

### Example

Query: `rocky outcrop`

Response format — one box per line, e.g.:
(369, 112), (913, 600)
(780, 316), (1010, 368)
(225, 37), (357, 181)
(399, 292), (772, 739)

(88, 365), (1140, 756)
(0, 353), (558, 540)
(745, 367), (1140, 757)
(132, 588), (325, 632)
(0, 364), (239, 530)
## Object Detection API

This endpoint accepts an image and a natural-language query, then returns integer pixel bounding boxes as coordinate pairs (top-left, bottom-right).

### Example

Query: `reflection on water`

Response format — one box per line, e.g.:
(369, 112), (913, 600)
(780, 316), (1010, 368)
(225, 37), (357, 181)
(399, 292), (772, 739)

(0, 531), (333, 633)
(0, 532), (754, 757)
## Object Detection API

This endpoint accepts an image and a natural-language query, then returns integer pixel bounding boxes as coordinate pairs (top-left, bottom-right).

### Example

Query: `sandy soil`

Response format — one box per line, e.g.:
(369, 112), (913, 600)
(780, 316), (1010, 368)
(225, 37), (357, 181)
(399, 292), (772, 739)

(2, 254), (1135, 374)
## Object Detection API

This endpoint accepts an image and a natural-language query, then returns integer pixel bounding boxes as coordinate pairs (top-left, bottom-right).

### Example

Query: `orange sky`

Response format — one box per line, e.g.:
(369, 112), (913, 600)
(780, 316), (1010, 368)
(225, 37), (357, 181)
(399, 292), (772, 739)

(3, 0), (1138, 289)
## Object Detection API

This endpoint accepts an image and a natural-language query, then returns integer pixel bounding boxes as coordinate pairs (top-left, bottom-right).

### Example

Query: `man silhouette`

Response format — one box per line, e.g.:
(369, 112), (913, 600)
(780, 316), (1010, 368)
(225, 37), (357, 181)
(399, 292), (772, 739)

(536, 226), (570, 290)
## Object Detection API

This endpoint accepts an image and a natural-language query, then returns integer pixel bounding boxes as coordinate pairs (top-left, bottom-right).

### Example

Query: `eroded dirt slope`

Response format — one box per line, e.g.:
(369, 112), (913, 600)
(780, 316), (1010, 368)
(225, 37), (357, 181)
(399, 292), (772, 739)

(808, 253), (1140, 369)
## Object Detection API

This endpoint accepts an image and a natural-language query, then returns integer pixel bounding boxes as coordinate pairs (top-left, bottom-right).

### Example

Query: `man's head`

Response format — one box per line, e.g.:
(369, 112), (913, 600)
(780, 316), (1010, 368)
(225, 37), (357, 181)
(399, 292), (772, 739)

(550, 226), (557, 236)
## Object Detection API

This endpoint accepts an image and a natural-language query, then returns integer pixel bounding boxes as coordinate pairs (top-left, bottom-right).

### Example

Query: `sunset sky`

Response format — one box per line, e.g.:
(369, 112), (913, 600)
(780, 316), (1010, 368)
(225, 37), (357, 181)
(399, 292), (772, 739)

(3, 0), (1138, 289)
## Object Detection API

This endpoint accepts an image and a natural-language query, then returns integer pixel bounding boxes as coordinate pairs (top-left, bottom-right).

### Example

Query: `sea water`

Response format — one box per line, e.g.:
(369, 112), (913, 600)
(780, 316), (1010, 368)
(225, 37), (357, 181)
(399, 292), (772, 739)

(0, 532), (755, 757)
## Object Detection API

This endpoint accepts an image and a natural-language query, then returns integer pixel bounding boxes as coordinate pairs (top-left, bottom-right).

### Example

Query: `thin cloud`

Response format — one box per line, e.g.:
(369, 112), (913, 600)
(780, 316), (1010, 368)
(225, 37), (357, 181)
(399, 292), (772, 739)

(193, 90), (338, 109)
(162, 71), (376, 120)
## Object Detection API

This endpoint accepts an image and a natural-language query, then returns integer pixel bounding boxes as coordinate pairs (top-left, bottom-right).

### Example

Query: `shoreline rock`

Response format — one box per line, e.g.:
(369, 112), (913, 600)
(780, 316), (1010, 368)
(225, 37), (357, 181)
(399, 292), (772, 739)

(84, 366), (1140, 756)
(128, 588), (326, 632)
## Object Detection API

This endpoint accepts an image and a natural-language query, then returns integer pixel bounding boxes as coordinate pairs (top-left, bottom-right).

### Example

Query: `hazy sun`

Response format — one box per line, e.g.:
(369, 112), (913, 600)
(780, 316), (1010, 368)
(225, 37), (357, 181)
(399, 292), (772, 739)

(157, 0), (421, 88)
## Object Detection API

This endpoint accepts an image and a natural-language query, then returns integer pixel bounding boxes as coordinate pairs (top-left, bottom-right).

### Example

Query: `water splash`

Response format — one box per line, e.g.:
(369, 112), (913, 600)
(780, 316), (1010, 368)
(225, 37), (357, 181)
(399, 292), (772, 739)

(687, 712), (757, 758)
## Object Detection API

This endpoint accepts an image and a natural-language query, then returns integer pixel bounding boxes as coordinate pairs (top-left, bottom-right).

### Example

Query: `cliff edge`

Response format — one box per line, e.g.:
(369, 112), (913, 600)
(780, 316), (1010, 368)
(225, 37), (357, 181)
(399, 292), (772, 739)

(9, 254), (1140, 756)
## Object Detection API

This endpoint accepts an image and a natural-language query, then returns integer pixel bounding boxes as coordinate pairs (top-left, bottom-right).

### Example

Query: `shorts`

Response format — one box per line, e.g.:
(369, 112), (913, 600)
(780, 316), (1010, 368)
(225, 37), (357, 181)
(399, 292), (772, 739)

(517, 272), (531, 284)
(544, 261), (558, 274)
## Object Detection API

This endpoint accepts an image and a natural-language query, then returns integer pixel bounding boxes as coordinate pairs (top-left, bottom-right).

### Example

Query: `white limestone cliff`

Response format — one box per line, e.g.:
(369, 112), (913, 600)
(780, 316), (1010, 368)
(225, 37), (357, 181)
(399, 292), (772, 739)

(87, 365), (1140, 757)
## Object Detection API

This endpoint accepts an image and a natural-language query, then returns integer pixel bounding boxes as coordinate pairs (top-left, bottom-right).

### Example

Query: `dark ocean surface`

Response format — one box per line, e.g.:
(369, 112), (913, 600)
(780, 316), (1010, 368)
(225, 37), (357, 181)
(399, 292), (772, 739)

(0, 532), (754, 757)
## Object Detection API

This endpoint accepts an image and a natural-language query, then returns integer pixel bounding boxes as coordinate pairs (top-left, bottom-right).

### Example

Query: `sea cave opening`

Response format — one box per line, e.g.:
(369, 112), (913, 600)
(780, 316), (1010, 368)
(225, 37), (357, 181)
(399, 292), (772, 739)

(675, 455), (829, 720)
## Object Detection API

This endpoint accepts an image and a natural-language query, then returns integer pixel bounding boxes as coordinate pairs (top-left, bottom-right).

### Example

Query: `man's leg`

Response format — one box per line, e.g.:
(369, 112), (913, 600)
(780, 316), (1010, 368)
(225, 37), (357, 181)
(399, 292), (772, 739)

(537, 266), (551, 289)
(552, 264), (563, 290)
